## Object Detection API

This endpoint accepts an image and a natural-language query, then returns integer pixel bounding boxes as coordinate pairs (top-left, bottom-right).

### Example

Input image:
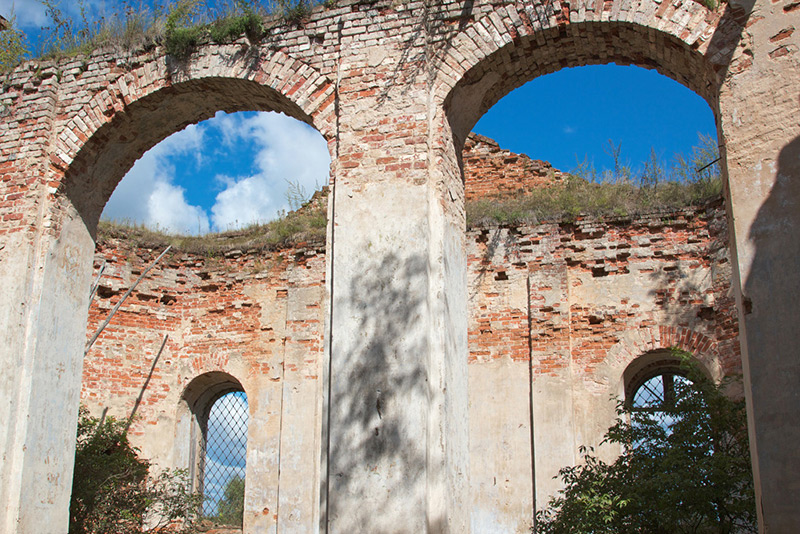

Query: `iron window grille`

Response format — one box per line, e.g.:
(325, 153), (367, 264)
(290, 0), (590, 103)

(199, 390), (249, 526)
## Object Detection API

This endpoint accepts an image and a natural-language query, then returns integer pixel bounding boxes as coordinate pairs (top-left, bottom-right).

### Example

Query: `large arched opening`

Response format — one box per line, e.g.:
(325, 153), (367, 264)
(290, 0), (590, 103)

(1, 43), (334, 533)
(436, 7), (743, 531)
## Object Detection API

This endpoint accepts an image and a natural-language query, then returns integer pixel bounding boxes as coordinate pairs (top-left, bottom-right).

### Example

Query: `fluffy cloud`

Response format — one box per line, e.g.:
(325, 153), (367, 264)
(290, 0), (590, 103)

(0, 0), (48, 28)
(210, 111), (330, 231)
(147, 182), (210, 235)
(101, 111), (329, 235)
(103, 123), (210, 235)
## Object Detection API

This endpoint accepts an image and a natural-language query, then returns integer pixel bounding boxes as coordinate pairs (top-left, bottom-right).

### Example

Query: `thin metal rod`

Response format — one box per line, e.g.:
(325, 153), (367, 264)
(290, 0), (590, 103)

(85, 245), (171, 355)
(87, 260), (106, 310)
(123, 334), (169, 436)
(696, 156), (721, 174)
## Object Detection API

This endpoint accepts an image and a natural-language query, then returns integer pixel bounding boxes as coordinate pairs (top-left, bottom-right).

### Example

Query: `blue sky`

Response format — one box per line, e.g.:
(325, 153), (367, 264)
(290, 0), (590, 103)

(2, 0), (718, 235)
(475, 65), (717, 174)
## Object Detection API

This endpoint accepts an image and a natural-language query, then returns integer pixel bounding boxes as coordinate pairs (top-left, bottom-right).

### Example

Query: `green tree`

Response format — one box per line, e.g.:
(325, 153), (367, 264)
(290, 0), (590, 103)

(215, 475), (245, 526)
(69, 407), (201, 534)
(535, 350), (756, 534)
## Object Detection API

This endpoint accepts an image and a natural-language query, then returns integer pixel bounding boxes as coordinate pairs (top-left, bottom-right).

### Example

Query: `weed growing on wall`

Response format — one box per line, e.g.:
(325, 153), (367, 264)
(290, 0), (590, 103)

(98, 187), (328, 254)
(466, 135), (723, 227)
(38, 0), (167, 60)
(0, 14), (28, 73)
(13, 0), (326, 65)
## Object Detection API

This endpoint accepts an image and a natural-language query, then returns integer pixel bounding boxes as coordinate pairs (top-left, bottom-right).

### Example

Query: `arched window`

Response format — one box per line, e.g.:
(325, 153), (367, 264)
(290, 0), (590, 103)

(629, 370), (693, 428)
(201, 390), (249, 526)
(623, 349), (703, 429)
(179, 373), (249, 528)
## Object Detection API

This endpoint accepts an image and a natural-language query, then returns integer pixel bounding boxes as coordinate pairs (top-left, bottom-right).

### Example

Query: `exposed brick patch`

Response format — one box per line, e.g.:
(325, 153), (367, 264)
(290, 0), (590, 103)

(784, 1), (800, 12)
(463, 133), (565, 201)
(81, 137), (741, 427)
(769, 26), (795, 42)
(82, 239), (326, 437)
(769, 44), (798, 58)
(466, 200), (741, 379)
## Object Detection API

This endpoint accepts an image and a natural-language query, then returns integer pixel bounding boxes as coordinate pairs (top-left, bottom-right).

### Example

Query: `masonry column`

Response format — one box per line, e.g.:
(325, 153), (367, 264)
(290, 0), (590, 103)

(0, 71), (95, 533)
(717, 0), (800, 530)
(323, 34), (469, 532)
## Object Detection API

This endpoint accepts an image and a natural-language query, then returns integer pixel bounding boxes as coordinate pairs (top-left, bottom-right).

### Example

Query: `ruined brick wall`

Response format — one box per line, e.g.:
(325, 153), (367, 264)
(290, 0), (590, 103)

(462, 133), (565, 201)
(83, 237), (325, 427)
(3, 0), (798, 527)
(80, 138), (742, 525)
(466, 202), (740, 374)
(82, 233), (326, 531)
(465, 198), (741, 513)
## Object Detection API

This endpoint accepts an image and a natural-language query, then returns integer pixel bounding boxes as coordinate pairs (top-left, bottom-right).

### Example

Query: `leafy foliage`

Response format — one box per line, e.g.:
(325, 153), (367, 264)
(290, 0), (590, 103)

(163, 0), (273, 58)
(466, 135), (723, 226)
(69, 407), (201, 534)
(214, 476), (246, 526)
(535, 350), (756, 534)
(0, 13), (28, 73)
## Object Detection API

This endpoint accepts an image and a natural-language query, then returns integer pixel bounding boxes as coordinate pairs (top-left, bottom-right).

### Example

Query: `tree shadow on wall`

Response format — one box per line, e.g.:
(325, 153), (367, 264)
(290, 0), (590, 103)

(643, 232), (728, 328)
(469, 226), (527, 302)
(704, 0), (757, 89)
(376, 0), (474, 105)
(325, 251), (432, 533)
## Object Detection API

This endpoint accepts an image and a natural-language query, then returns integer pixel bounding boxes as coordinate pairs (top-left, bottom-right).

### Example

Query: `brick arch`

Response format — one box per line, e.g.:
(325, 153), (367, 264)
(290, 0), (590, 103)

(56, 44), (335, 229)
(435, 0), (740, 143)
(598, 326), (724, 400)
(181, 370), (249, 419)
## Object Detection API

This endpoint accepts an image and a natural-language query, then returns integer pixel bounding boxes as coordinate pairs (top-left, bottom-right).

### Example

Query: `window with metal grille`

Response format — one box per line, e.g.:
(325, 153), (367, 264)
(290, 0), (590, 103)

(630, 371), (692, 428)
(201, 390), (249, 526)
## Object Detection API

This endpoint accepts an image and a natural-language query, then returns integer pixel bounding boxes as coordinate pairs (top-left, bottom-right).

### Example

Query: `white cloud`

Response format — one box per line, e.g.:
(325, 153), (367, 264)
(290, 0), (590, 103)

(146, 181), (210, 235)
(102, 111), (330, 235)
(209, 111), (331, 231)
(208, 392), (249, 455)
(103, 123), (210, 234)
(1, 0), (47, 28)
(211, 174), (278, 231)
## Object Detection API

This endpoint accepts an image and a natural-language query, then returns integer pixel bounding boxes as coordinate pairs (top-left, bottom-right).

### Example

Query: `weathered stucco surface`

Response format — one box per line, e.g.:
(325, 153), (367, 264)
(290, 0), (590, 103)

(1, 0), (799, 531)
(76, 135), (740, 534)
(83, 236), (326, 532)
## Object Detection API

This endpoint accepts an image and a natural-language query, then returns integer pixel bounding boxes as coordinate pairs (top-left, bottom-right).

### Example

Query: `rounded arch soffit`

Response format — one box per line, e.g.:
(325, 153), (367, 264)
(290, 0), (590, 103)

(182, 371), (247, 420)
(57, 46), (335, 230)
(437, 5), (731, 145)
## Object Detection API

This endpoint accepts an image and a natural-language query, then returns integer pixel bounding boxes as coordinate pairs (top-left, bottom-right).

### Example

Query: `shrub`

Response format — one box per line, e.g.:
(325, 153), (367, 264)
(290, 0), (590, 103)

(535, 350), (756, 534)
(69, 407), (201, 534)
(215, 476), (245, 526)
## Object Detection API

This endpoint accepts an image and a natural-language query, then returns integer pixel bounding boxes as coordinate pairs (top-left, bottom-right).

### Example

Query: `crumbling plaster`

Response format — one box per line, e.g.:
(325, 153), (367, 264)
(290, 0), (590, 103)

(1, 0), (798, 531)
(78, 136), (740, 533)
